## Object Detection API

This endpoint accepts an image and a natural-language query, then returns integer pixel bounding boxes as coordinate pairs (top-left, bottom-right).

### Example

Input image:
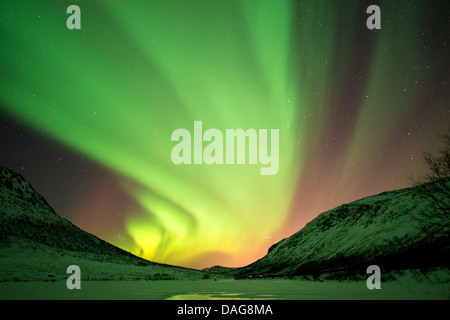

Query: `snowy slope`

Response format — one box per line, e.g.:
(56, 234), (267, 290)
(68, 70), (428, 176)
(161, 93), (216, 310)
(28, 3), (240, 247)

(239, 179), (450, 277)
(0, 166), (203, 281)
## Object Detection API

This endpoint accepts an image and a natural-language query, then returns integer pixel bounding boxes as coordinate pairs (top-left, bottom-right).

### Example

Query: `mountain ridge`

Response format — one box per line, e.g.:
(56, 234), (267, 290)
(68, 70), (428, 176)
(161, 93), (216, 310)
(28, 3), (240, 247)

(234, 178), (450, 279)
(1, 165), (448, 282)
(0, 165), (203, 281)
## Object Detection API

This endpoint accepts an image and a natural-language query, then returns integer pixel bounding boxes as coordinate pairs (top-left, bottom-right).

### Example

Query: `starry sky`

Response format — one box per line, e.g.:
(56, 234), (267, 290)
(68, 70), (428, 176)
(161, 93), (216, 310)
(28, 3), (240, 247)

(0, 0), (449, 269)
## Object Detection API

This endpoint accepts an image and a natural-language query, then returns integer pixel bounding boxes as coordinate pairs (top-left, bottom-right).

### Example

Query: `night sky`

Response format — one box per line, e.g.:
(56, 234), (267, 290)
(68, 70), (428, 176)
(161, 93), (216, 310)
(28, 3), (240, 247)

(0, 0), (449, 269)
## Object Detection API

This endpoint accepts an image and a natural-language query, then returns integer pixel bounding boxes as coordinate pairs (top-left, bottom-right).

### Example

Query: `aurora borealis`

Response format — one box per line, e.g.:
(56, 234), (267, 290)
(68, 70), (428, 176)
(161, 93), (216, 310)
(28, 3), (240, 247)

(0, 0), (448, 269)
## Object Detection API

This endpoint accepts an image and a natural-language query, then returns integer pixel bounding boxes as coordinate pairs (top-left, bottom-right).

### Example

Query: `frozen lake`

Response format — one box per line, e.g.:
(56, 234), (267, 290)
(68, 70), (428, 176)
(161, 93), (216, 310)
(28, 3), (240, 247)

(0, 279), (448, 300)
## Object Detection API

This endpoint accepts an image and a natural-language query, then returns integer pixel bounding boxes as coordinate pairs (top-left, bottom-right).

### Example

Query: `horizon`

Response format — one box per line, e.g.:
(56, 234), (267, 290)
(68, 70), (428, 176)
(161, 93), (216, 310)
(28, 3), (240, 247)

(1, 163), (447, 271)
(0, 0), (448, 269)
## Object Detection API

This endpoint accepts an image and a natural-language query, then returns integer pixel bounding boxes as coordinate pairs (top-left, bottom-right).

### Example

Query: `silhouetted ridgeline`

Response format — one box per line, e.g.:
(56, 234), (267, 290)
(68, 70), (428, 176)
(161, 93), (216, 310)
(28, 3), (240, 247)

(236, 178), (450, 279)
(0, 166), (203, 281)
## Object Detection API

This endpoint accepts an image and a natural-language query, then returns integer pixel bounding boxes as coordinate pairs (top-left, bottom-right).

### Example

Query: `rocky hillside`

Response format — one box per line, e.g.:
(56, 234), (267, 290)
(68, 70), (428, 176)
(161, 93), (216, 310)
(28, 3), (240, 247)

(0, 166), (203, 281)
(237, 178), (450, 279)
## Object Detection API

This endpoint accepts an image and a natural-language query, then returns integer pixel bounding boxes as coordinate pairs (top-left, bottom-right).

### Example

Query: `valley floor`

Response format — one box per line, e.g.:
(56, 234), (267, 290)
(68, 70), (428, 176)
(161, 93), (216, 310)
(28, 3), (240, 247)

(0, 277), (448, 300)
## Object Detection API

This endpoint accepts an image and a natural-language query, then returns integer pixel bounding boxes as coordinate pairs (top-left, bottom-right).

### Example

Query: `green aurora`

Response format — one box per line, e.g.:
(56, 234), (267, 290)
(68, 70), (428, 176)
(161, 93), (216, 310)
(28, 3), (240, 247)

(1, 0), (448, 268)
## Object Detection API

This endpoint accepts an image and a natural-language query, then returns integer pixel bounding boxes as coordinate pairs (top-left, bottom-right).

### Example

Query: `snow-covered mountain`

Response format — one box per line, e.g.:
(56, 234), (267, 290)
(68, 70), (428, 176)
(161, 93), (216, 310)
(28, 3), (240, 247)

(1, 165), (448, 282)
(0, 166), (203, 281)
(237, 178), (450, 278)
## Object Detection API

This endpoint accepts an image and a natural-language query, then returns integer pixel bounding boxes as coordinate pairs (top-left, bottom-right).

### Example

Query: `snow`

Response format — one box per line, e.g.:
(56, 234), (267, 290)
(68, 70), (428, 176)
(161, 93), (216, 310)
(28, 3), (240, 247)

(1, 167), (448, 301)
(0, 166), (205, 283)
(0, 277), (448, 300)
(243, 179), (449, 277)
